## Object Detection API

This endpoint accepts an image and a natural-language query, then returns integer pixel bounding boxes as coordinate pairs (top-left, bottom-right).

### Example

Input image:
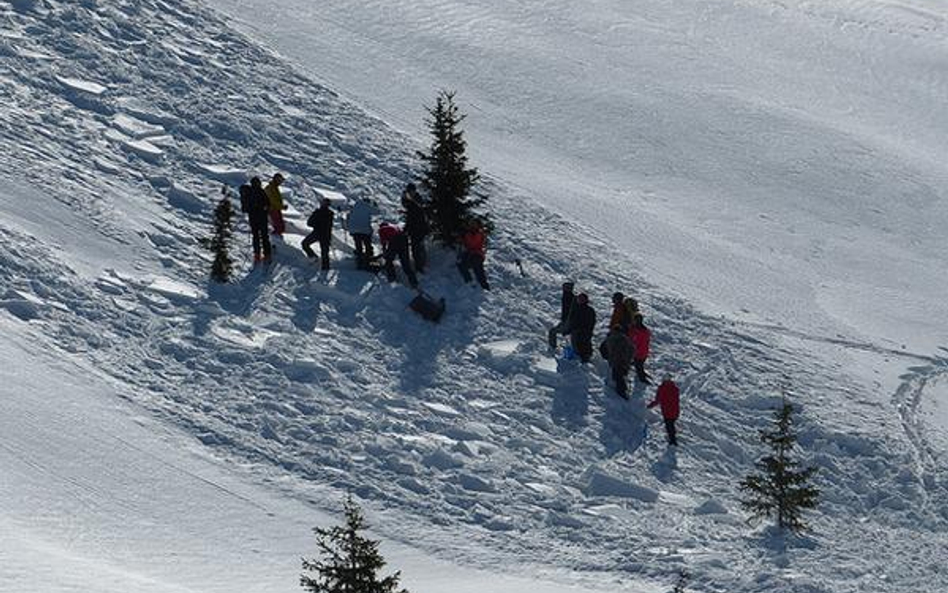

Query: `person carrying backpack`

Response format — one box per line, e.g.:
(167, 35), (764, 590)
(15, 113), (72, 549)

(264, 173), (287, 236)
(604, 324), (634, 398)
(457, 220), (490, 290)
(628, 312), (652, 384)
(564, 292), (596, 363)
(378, 222), (418, 288)
(302, 198), (334, 270)
(244, 177), (272, 264)
(548, 281), (575, 351)
(346, 194), (377, 270)
(402, 183), (429, 273)
(648, 375), (680, 446)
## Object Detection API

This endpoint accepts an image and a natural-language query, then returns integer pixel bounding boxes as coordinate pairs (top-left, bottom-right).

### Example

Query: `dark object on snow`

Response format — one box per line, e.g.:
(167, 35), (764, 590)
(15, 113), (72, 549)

(603, 328), (634, 397)
(247, 177), (272, 262)
(303, 199), (335, 270)
(402, 185), (429, 273)
(379, 223), (418, 288)
(564, 293), (596, 363)
(409, 291), (446, 323)
(238, 184), (251, 214)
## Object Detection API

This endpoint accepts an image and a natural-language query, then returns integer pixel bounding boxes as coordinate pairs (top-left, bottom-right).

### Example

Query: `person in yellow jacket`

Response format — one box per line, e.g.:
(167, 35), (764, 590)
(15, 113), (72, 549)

(264, 173), (287, 235)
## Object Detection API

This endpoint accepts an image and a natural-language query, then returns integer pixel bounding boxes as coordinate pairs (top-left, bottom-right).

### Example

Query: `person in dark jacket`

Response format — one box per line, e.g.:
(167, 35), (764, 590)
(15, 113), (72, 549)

(600, 291), (632, 359)
(548, 281), (575, 350)
(604, 325), (634, 398)
(457, 221), (490, 290)
(245, 177), (272, 263)
(302, 198), (334, 270)
(401, 183), (429, 273)
(378, 222), (418, 288)
(628, 312), (652, 384)
(648, 375), (680, 445)
(564, 292), (596, 363)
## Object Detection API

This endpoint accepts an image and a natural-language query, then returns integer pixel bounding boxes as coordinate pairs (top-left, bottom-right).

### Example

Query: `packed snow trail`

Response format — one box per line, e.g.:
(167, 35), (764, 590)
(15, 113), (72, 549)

(1, 1), (947, 592)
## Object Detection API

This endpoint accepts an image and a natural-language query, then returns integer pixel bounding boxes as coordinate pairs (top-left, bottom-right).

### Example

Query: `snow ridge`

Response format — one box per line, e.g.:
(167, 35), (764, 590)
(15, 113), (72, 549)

(1, 1), (946, 592)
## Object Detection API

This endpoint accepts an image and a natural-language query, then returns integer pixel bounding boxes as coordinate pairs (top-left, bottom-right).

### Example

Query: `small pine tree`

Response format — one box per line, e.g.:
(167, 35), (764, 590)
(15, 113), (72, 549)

(416, 90), (489, 246)
(301, 497), (408, 593)
(740, 399), (820, 534)
(203, 187), (235, 283)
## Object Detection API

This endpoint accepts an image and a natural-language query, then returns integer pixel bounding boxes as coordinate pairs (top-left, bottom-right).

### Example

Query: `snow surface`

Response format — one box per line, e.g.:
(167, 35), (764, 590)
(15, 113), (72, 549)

(2, 0), (947, 592)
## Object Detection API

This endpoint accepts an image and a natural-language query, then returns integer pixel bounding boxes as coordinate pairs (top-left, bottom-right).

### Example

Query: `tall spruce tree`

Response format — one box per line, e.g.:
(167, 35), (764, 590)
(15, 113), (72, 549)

(300, 497), (408, 593)
(416, 90), (488, 247)
(740, 399), (820, 534)
(203, 187), (235, 283)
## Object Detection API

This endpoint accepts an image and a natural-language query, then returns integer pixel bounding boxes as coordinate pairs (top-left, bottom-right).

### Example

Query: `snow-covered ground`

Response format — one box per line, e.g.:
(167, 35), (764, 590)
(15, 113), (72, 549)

(1, 0), (947, 592)
(207, 0), (948, 355)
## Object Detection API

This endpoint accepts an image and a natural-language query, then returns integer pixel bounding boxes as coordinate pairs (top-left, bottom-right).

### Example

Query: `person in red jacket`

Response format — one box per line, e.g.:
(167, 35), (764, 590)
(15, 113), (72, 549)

(457, 221), (490, 290)
(648, 375), (680, 446)
(628, 312), (652, 384)
(378, 222), (418, 288)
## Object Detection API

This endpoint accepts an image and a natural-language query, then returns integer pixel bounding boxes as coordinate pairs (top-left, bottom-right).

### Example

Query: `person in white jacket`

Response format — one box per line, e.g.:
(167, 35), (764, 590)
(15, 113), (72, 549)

(346, 194), (378, 270)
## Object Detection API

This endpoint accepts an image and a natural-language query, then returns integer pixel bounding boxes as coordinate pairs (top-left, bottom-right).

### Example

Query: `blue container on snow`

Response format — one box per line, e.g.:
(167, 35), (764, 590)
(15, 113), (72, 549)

(563, 345), (577, 360)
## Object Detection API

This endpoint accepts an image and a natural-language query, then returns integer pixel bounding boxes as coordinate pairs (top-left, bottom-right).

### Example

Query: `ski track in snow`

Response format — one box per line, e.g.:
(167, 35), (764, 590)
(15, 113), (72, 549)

(1, 1), (946, 592)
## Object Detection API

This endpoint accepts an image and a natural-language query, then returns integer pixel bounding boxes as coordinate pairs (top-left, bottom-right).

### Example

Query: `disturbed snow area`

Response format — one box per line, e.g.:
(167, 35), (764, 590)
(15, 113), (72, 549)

(1, 1), (947, 592)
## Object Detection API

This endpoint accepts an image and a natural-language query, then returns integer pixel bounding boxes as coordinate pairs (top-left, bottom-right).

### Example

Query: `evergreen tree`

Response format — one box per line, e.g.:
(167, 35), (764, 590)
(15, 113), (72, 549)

(740, 399), (820, 534)
(301, 497), (408, 593)
(203, 186), (235, 283)
(416, 90), (489, 247)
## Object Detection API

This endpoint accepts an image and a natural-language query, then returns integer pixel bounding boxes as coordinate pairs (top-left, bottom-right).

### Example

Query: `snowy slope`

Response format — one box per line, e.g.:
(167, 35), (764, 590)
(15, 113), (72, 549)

(207, 0), (948, 354)
(1, 1), (947, 593)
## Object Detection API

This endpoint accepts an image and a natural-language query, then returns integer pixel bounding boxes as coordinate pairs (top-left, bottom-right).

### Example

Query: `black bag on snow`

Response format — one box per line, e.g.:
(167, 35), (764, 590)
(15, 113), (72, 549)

(409, 291), (446, 323)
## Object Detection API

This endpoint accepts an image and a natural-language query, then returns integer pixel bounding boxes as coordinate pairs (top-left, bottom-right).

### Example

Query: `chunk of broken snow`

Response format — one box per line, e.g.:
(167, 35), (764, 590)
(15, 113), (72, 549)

(583, 469), (659, 503)
(122, 138), (164, 162)
(197, 163), (248, 186)
(313, 187), (349, 207)
(113, 114), (165, 139)
(694, 499), (729, 515)
(146, 277), (202, 302)
(167, 184), (205, 213)
(478, 339), (522, 359)
(93, 157), (123, 175)
(421, 402), (460, 417)
(56, 75), (107, 96)
(532, 355), (559, 385)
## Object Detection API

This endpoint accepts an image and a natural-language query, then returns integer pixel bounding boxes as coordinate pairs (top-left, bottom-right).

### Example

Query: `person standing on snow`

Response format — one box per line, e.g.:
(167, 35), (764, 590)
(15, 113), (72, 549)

(302, 198), (334, 270)
(548, 281), (575, 351)
(401, 183), (429, 274)
(457, 220), (490, 290)
(264, 172), (287, 236)
(564, 292), (596, 363)
(648, 375), (680, 446)
(628, 312), (652, 384)
(604, 324), (634, 398)
(600, 291), (632, 359)
(346, 193), (377, 270)
(378, 222), (418, 288)
(244, 177), (272, 264)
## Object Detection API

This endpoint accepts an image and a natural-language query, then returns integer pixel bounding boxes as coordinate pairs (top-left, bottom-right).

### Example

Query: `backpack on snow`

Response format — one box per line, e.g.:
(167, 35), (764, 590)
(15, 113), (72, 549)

(409, 291), (446, 323)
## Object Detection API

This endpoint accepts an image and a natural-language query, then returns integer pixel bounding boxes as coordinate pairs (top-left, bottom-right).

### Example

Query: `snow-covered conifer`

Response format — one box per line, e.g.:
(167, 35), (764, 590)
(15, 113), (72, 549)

(203, 188), (235, 283)
(301, 497), (408, 593)
(740, 399), (820, 534)
(416, 90), (489, 246)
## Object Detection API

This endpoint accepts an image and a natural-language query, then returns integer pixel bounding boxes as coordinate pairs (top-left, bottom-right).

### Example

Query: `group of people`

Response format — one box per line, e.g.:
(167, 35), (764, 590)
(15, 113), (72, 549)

(238, 175), (490, 291)
(548, 282), (680, 446)
(238, 172), (288, 264)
